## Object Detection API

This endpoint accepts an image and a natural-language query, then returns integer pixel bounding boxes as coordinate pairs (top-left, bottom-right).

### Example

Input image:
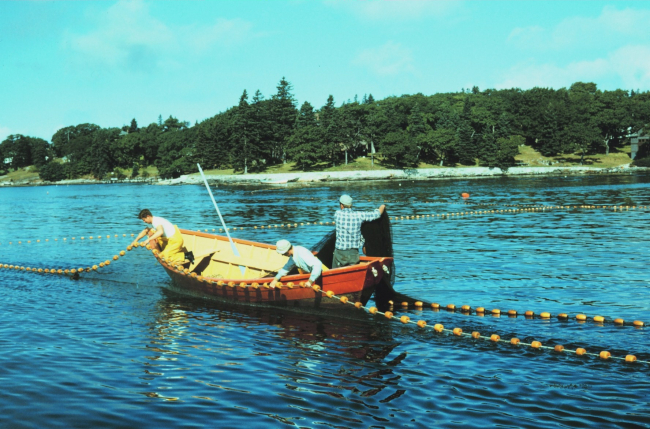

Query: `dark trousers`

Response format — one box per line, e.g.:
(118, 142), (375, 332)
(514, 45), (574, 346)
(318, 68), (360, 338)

(332, 248), (360, 268)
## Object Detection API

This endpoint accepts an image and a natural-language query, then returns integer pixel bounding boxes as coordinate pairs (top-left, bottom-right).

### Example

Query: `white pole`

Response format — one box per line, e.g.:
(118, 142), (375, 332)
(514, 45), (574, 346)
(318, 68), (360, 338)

(197, 164), (245, 275)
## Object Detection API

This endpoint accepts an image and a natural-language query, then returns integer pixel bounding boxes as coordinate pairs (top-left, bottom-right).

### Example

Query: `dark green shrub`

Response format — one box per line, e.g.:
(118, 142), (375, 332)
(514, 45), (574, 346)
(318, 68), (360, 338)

(38, 162), (66, 182)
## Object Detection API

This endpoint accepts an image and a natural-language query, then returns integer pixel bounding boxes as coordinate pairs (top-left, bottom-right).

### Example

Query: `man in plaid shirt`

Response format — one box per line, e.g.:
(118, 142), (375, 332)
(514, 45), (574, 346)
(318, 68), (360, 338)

(333, 194), (386, 268)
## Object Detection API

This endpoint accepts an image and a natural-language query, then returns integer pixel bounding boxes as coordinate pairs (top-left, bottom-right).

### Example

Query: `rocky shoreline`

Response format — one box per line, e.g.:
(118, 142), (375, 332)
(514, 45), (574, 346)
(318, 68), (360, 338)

(158, 164), (644, 186)
(1, 164), (645, 187)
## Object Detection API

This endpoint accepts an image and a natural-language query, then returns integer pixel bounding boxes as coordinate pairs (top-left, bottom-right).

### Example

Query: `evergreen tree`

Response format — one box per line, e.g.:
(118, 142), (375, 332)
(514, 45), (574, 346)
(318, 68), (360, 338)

(195, 111), (233, 170)
(140, 123), (162, 166)
(457, 121), (476, 165)
(89, 128), (120, 179)
(250, 90), (272, 168)
(287, 102), (324, 169)
(156, 126), (196, 178)
(428, 127), (458, 166)
(269, 77), (298, 164)
(407, 103), (427, 138)
(406, 103), (427, 163)
(129, 118), (139, 133)
(457, 96), (477, 165)
(296, 101), (317, 128)
(231, 90), (258, 174)
(380, 130), (419, 167)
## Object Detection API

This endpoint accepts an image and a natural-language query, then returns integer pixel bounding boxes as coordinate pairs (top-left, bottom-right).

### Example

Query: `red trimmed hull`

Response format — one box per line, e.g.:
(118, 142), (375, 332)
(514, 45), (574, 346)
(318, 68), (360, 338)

(154, 233), (393, 309)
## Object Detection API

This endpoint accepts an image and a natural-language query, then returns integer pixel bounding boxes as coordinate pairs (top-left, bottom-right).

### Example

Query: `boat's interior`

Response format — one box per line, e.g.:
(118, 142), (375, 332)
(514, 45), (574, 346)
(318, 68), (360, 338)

(180, 231), (290, 280)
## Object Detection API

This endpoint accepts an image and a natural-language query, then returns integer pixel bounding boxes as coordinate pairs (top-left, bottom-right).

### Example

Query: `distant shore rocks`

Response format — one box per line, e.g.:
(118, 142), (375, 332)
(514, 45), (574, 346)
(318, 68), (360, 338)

(0, 177), (159, 187)
(164, 164), (644, 186)
(1, 165), (645, 187)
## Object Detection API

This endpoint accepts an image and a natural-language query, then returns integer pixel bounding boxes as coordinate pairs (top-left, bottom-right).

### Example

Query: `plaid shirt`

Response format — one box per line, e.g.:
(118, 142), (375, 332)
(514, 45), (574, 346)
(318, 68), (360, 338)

(334, 208), (381, 250)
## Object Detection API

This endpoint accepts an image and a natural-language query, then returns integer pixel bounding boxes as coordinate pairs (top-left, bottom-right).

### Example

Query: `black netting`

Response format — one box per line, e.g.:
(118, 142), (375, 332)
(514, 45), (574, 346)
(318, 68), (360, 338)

(277, 210), (395, 288)
(310, 229), (336, 268)
(361, 210), (395, 285)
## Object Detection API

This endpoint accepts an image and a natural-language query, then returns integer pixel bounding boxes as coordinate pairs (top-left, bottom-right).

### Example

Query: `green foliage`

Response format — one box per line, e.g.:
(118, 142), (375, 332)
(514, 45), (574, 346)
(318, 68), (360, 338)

(38, 162), (66, 182)
(0, 134), (53, 170)
(10, 77), (648, 179)
(156, 126), (196, 179)
(287, 125), (325, 170)
(380, 130), (420, 167)
(269, 77), (298, 163)
(495, 135), (524, 170)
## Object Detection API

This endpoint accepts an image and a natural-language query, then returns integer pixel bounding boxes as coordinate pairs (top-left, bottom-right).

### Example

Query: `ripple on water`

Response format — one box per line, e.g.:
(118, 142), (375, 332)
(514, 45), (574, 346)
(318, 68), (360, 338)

(1, 177), (650, 427)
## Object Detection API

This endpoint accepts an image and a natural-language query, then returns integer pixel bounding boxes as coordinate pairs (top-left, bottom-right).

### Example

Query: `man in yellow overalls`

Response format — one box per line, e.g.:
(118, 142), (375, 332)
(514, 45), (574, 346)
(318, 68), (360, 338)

(132, 209), (185, 263)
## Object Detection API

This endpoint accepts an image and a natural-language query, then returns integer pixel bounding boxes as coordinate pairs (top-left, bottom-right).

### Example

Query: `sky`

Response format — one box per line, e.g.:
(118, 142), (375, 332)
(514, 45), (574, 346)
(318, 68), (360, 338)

(1, 0), (650, 143)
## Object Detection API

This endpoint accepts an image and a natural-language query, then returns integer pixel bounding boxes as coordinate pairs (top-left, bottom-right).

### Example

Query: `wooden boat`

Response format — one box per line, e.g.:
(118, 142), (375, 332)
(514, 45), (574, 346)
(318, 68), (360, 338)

(151, 229), (394, 308)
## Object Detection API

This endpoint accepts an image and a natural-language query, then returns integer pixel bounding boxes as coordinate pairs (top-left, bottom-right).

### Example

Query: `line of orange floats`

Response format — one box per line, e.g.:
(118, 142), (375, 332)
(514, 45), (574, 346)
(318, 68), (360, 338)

(391, 301), (647, 329)
(317, 288), (646, 365)
(0, 247), (134, 275)
(5, 242), (645, 365)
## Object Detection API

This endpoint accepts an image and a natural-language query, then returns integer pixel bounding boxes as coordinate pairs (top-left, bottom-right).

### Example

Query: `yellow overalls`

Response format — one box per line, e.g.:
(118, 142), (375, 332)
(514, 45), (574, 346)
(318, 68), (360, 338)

(158, 225), (185, 263)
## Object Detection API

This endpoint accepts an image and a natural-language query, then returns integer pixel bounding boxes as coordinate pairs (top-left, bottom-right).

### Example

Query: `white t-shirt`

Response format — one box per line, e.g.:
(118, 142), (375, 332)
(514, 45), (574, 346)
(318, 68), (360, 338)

(152, 216), (176, 238)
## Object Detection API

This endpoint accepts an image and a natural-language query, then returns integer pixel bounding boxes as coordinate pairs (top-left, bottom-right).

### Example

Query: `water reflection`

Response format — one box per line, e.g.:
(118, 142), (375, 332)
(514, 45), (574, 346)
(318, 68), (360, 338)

(138, 288), (410, 405)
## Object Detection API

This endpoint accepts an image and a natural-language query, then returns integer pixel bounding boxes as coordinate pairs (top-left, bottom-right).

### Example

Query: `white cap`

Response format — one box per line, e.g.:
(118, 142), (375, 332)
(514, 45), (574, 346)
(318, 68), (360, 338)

(276, 239), (291, 254)
(339, 194), (353, 206)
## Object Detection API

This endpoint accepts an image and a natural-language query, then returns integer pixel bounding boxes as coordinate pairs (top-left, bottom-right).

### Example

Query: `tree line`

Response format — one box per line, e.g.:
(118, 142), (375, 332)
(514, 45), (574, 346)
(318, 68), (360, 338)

(1, 78), (649, 181)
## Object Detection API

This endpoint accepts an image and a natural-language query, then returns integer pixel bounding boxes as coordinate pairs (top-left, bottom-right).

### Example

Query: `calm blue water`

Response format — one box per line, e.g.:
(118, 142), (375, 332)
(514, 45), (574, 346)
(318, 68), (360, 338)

(1, 174), (649, 428)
